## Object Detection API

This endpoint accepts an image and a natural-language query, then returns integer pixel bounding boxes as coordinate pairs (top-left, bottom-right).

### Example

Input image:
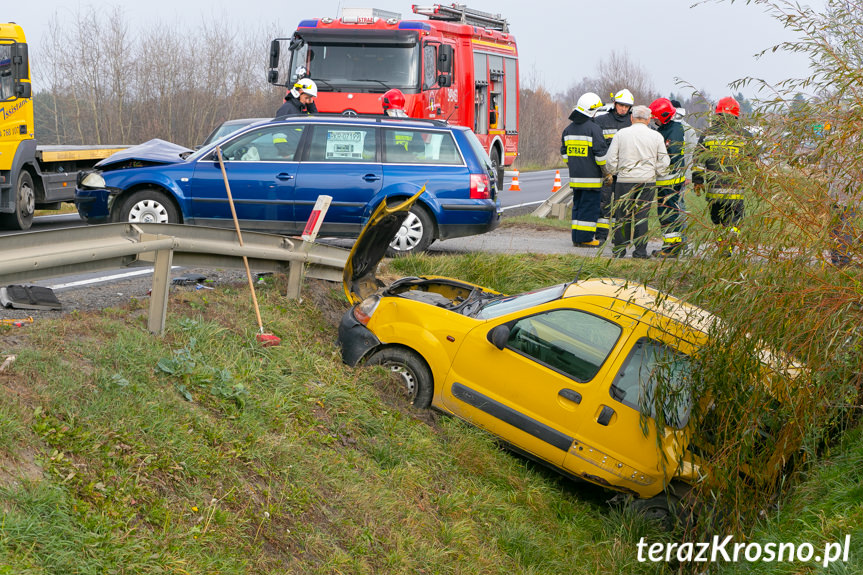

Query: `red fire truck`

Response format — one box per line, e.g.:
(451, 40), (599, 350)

(267, 4), (519, 172)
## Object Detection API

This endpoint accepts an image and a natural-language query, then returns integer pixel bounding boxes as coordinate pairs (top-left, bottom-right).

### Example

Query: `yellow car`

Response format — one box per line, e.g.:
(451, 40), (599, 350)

(338, 193), (798, 514)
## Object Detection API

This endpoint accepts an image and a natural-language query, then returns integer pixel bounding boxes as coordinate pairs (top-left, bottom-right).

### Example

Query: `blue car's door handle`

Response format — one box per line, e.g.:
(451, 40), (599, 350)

(362, 174), (381, 182)
(276, 173), (294, 181)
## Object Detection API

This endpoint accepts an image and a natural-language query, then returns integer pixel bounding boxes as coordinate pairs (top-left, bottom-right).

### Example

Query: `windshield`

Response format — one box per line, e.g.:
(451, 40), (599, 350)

(475, 284), (567, 320)
(290, 42), (420, 91)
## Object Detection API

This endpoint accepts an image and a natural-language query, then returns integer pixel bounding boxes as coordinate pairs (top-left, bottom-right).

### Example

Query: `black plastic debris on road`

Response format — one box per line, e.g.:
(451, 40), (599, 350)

(0, 285), (63, 310)
(172, 274), (208, 286)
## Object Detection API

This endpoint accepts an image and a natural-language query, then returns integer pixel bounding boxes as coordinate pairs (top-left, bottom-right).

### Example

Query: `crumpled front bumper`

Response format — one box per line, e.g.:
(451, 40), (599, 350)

(337, 307), (381, 366)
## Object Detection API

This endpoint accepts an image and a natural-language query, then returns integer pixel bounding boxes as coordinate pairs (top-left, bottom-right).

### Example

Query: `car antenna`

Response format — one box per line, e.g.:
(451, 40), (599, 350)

(571, 260), (586, 285)
(445, 105), (458, 123)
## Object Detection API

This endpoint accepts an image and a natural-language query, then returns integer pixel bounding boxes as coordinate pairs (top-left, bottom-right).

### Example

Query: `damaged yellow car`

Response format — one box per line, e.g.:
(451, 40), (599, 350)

(338, 193), (800, 515)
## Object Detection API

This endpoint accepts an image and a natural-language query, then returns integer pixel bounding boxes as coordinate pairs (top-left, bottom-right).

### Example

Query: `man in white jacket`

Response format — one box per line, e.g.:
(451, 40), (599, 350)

(605, 105), (670, 258)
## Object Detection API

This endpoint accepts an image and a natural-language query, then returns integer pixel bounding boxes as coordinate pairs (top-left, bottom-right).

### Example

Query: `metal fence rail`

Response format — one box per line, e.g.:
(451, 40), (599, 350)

(0, 223), (349, 334)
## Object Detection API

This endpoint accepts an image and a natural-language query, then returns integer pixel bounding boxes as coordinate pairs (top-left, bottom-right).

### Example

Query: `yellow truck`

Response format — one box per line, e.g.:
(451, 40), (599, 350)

(0, 22), (126, 230)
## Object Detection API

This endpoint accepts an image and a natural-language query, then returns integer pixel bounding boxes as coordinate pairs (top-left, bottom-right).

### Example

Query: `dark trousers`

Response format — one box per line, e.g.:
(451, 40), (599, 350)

(595, 180), (614, 241)
(612, 182), (655, 256)
(830, 204), (859, 267)
(657, 182), (686, 249)
(709, 198), (744, 228)
(571, 187), (602, 243)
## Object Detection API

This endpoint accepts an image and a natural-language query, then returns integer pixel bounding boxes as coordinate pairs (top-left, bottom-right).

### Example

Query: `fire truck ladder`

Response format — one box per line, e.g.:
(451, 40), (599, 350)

(412, 4), (509, 32)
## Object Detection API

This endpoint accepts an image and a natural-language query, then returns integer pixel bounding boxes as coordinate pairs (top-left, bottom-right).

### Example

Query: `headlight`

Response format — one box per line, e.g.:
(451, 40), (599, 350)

(80, 171), (106, 189)
(352, 295), (381, 325)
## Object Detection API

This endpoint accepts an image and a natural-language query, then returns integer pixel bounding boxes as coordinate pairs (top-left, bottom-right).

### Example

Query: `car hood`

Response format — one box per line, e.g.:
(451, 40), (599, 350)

(96, 139), (193, 168)
(343, 188), (425, 305)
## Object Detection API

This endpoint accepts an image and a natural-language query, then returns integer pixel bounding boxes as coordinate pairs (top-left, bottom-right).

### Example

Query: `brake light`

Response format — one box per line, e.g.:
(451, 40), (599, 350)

(470, 173), (491, 199)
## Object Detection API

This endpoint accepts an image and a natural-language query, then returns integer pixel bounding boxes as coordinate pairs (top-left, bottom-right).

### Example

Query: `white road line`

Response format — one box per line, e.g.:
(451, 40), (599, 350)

(48, 267), (180, 290)
(501, 200), (544, 211)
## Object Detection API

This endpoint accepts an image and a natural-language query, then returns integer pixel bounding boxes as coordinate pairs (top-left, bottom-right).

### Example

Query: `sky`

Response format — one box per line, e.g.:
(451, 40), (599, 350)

(7, 0), (818, 100)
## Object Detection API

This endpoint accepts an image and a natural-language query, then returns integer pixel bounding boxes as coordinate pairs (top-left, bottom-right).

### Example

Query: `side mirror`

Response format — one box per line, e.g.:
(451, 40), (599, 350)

(437, 44), (453, 74)
(267, 69), (279, 85)
(15, 82), (32, 99)
(437, 74), (452, 88)
(488, 324), (511, 350)
(12, 42), (29, 81)
(269, 39), (281, 69)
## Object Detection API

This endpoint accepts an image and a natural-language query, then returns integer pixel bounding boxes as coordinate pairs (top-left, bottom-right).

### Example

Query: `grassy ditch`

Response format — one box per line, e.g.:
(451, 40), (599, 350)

(0, 276), (684, 574)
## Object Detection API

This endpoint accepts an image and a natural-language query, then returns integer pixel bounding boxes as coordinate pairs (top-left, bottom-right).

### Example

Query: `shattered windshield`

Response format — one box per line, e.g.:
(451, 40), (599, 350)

(475, 284), (567, 320)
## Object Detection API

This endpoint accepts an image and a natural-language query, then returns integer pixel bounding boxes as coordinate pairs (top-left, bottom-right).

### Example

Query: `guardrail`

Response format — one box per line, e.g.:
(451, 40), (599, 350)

(0, 223), (349, 334)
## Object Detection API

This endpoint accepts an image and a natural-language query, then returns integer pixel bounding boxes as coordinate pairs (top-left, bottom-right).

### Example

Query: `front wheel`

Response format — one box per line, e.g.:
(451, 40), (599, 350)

(0, 170), (35, 231)
(367, 347), (433, 408)
(386, 205), (434, 257)
(115, 189), (179, 224)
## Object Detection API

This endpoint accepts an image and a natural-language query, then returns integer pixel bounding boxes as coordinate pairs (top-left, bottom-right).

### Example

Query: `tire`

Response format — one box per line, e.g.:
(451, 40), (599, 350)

(115, 189), (179, 224)
(367, 347), (433, 408)
(386, 204), (434, 257)
(0, 170), (35, 231)
(630, 493), (676, 530)
(490, 147), (504, 190)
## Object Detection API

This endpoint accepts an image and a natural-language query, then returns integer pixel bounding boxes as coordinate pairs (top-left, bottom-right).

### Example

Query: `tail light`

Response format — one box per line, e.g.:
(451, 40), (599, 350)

(470, 173), (491, 199)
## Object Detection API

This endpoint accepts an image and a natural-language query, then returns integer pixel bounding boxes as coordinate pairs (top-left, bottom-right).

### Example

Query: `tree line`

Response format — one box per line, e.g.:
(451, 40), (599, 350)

(31, 9), (737, 167)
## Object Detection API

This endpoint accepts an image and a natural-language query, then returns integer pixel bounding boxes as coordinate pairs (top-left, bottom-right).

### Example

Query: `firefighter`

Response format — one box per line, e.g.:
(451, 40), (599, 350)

(649, 98), (687, 258)
(592, 88), (634, 242)
(692, 96), (752, 256)
(561, 92), (609, 247)
(381, 89), (409, 117)
(276, 78), (319, 117)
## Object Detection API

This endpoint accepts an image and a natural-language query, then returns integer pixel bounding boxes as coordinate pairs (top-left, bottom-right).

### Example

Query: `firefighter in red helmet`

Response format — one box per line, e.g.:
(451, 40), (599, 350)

(649, 97), (687, 257)
(692, 96), (752, 256)
(381, 89), (408, 117)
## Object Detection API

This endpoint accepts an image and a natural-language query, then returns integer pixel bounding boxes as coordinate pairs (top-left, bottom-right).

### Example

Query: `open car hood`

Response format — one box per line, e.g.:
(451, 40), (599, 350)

(95, 139), (193, 169)
(343, 188), (425, 305)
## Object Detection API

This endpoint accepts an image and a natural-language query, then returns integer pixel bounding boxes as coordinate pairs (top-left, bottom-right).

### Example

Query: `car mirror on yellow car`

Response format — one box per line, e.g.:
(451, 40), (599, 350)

(488, 323), (511, 350)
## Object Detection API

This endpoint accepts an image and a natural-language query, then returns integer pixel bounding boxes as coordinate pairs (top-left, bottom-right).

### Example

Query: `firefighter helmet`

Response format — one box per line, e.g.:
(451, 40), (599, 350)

(380, 89), (406, 112)
(612, 88), (635, 107)
(716, 96), (740, 117)
(574, 92), (604, 118)
(294, 78), (318, 97)
(649, 98), (676, 125)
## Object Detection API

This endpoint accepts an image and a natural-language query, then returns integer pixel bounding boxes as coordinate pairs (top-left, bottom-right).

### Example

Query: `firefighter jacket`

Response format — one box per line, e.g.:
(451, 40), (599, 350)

(593, 109), (632, 142)
(605, 123), (669, 183)
(560, 113), (608, 189)
(276, 94), (318, 117)
(655, 120), (686, 186)
(692, 117), (752, 200)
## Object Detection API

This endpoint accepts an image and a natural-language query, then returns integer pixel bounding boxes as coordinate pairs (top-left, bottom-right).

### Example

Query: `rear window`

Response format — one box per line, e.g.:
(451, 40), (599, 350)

(383, 128), (463, 165)
(308, 125), (378, 162)
(462, 129), (493, 170)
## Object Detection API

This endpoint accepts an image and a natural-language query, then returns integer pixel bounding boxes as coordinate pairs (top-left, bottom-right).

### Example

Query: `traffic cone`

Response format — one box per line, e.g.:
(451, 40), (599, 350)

(509, 170), (521, 191)
(550, 170), (562, 193)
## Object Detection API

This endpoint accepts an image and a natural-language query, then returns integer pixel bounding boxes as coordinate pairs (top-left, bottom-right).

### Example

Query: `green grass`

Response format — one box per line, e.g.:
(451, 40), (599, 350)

(0, 243), (859, 573)
(0, 279), (674, 574)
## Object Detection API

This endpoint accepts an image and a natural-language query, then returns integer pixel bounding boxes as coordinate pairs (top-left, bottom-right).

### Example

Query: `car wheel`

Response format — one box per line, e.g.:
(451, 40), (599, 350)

(367, 347), (433, 408)
(0, 170), (35, 231)
(386, 205), (434, 257)
(490, 147), (504, 189)
(116, 189), (179, 224)
(630, 490), (682, 531)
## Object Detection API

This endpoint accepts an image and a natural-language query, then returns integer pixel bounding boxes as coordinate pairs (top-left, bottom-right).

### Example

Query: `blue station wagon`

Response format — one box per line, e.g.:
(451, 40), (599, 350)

(75, 116), (501, 254)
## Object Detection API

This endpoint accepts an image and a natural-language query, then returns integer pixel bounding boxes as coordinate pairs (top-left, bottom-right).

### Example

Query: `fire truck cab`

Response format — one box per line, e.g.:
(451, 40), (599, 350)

(267, 4), (519, 174)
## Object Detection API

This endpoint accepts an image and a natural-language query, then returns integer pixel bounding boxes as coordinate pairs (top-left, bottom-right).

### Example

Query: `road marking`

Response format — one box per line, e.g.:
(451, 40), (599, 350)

(48, 267), (180, 290)
(501, 200), (544, 211)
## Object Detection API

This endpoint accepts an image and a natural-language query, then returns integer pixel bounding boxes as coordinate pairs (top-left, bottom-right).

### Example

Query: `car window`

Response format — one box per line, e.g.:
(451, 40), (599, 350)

(610, 338), (692, 429)
(505, 309), (621, 382)
(384, 129), (462, 165)
(308, 125), (377, 162)
(219, 125), (305, 162)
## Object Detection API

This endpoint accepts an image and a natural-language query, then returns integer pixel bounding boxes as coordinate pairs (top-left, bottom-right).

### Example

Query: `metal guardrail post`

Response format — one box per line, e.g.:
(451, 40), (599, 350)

(148, 248), (174, 335)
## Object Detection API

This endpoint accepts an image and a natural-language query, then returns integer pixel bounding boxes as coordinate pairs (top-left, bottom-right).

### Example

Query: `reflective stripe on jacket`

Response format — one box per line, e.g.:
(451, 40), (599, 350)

(560, 115), (608, 188)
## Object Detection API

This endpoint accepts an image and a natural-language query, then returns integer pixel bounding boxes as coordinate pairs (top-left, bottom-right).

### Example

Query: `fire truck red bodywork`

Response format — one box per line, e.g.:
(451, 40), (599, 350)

(286, 9), (519, 168)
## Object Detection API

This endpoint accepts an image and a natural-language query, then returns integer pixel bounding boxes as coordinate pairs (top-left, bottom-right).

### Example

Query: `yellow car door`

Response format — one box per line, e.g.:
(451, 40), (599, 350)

(564, 321), (696, 497)
(441, 304), (628, 469)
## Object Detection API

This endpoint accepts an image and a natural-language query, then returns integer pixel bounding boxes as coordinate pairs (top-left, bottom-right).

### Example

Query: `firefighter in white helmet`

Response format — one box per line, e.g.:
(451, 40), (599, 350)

(560, 92), (610, 247)
(592, 88), (634, 242)
(276, 78), (319, 117)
